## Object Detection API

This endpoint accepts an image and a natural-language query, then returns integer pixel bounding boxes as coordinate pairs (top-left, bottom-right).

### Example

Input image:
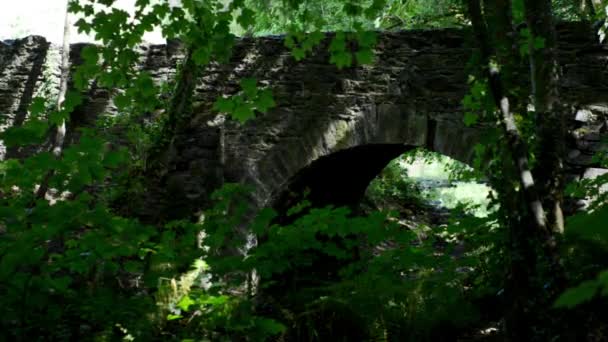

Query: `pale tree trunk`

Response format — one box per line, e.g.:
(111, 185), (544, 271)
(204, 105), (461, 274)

(467, 0), (547, 232)
(467, 0), (567, 338)
(524, 0), (566, 234)
(53, 1), (71, 156)
(35, 0), (71, 200)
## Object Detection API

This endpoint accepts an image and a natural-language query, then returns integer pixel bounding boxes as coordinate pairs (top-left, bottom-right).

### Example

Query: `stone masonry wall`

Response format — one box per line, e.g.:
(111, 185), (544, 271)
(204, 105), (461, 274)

(1, 22), (607, 219)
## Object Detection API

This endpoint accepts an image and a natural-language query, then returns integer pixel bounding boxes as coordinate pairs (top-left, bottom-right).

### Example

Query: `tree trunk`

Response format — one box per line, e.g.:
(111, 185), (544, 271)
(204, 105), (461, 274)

(35, 0), (71, 200)
(467, 0), (567, 338)
(524, 0), (566, 234)
(524, 0), (568, 309)
(52, 2), (71, 157)
(467, 0), (547, 231)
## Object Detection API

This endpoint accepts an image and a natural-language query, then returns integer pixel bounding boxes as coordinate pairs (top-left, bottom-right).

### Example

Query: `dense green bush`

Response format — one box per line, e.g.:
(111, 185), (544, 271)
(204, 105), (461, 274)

(1, 0), (608, 340)
(167, 184), (494, 341)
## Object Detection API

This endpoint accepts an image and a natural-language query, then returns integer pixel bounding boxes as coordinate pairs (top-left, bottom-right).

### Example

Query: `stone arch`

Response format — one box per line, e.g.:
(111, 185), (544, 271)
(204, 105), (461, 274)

(3, 22), (607, 222)
(270, 143), (411, 214)
(223, 99), (486, 211)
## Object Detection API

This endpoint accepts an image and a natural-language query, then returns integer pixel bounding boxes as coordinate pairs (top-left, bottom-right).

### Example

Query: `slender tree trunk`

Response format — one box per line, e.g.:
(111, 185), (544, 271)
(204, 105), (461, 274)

(524, 0), (566, 234)
(467, 0), (567, 338)
(523, 0), (568, 310)
(467, 0), (547, 231)
(53, 4), (71, 157)
(35, 0), (71, 200)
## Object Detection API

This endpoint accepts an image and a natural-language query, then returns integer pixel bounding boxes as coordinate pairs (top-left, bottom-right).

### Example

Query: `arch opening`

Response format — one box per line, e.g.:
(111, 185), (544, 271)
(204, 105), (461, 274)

(365, 148), (494, 219)
(270, 144), (494, 220)
(270, 144), (412, 218)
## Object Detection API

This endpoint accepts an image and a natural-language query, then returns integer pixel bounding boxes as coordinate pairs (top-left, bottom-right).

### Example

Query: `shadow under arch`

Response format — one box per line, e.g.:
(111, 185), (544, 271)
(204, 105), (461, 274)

(269, 143), (414, 220)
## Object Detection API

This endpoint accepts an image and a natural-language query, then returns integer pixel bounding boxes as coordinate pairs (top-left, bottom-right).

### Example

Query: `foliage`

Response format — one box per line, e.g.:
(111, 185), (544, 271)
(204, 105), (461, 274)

(246, 0), (467, 35)
(366, 157), (424, 207)
(213, 78), (276, 123)
(1, 0), (607, 340)
(552, 2), (608, 309)
(194, 184), (488, 341)
(367, 150), (494, 217)
(555, 156), (608, 308)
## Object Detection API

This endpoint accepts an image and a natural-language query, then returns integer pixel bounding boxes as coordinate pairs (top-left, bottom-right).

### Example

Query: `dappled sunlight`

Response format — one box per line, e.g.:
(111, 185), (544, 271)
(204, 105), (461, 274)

(1, 0), (607, 340)
(367, 149), (494, 218)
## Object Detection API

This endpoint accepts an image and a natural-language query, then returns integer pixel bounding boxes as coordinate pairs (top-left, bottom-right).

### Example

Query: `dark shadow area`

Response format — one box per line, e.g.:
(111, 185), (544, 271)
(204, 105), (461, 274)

(271, 143), (411, 221)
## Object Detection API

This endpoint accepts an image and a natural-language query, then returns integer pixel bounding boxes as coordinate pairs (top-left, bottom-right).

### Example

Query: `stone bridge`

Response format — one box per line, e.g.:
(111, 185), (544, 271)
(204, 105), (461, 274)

(1, 22), (607, 219)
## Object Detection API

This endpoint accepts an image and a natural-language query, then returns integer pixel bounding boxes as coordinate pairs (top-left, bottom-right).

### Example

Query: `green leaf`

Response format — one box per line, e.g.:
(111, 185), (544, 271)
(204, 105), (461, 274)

(357, 31), (377, 47)
(471, 81), (486, 97)
(463, 112), (478, 126)
(114, 94), (130, 110)
(566, 206), (608, 239)
(534, 37), (545, 49)
(26, 151), (56, 172)
(308, 31), (324, 46)
(177, 295), (195, 311)
(355, 48), (374, 65)
(233, 103), (255, 123)
(137, 73), (156, 97)
(237, 8), (256, 29)
(201, 295), (228, 305)
(554, 280), (599, 308)
(254, 318), (286, 335)
(103, 149), (127, 168)
(330, 51), (352, 69)
(81, 46), (99, 64)
(465, 95), (482, 113)
(512, 0), (525, 22)
(74, 18), (92, 34)
(49, 276), (72, 293)
(240, 78), (258, 97)
(284, 34), (295, 49)
(193, 45), (211, 65)
(68, 1), (83, 13)
(124, 260), (142, 273)
(63, 91), (83, 112)
(1, 119), (49, 147)
(344, 2), (362, 16)
(366, 0), (387, 19)
(213, 96), (235, 113)
(49, 110), (69, 125)
(256, 89), (276, 113)
(287, 200), (311, 217)
(292, 47), (305, 61)
(519, 43), (529, 57)
(28, 97), (46, 117)
(329, 33), (346, 52)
